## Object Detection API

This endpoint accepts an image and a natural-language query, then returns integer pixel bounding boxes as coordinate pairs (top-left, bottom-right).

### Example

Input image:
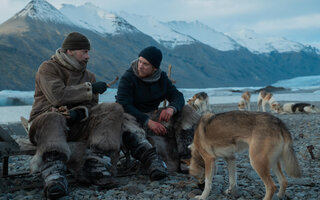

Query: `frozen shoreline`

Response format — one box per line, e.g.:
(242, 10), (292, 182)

(2, 97), (320, 124)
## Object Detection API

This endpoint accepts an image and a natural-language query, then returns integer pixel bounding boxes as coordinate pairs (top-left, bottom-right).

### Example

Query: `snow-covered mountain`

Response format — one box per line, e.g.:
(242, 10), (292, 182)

(60, 3), (138, 35)
(2, 0), (320, 91)
(309, 42), (320, 51)
(228, 29), (306, 54)
(58, 2), (314, 53)
(117, 11), (196, 49)
(13, 0), (73, 25)
(8, 0), (317, 54)
(59, 4), (195, 47)
(166, 21), (240, 51)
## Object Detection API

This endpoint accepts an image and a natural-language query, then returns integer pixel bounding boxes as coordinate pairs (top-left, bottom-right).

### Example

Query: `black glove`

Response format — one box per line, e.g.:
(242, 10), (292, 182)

(68, 109), (86, 124)
(92, 81), (107, 94)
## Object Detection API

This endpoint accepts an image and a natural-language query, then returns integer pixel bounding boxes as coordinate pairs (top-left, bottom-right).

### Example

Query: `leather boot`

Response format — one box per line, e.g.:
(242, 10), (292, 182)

(122, 131), (168, 181)
(140, 147), (168, 181)
(41, 151), (68, 199)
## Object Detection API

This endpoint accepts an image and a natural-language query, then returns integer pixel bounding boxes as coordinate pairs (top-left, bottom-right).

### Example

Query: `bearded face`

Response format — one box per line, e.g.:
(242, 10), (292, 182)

(69, 49), (90, 67)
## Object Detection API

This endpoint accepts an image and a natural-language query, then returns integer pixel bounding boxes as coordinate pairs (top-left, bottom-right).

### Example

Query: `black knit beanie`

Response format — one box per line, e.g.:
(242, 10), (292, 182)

(62, 32), (90, 50)
(138, 46), (162, 68)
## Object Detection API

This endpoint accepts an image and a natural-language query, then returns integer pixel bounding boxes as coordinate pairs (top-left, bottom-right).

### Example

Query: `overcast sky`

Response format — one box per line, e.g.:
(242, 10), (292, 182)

(1, 0), (320, 46)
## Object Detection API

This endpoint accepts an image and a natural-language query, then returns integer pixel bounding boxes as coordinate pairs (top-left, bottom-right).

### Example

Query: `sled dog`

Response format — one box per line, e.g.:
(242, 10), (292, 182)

(238, 91), (251, 111)
(257, 91), (281, 113)
(282, 102), (320, 114)
(189, 111), (301, 200)
(187, 92), (210, 114)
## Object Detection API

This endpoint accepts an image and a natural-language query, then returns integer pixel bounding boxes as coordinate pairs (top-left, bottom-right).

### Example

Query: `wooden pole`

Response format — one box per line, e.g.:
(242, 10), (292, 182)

(163, 64), (173, 108)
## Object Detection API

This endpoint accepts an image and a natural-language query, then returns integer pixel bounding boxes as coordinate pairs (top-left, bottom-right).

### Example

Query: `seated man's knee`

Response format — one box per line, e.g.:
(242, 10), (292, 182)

(93, 102), (124, 114)
(122, 131), (151, 151)
(38, 112), (67, 124)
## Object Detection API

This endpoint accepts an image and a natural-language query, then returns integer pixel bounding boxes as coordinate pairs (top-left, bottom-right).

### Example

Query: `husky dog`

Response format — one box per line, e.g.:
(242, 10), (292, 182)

(189, 111), (301, 200)
(282, 102), (320, 114)
(257, 91), (281, 113)
(187, 92), (210, 114)
(238, 91), (251, 111)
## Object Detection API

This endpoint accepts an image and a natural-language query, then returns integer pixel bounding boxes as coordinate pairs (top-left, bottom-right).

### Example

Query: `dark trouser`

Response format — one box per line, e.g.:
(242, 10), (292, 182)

(122, 131), (156, 164)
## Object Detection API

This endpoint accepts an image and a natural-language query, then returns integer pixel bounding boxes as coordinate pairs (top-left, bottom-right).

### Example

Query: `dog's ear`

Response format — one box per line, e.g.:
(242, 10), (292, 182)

(181, 158), (191, 166)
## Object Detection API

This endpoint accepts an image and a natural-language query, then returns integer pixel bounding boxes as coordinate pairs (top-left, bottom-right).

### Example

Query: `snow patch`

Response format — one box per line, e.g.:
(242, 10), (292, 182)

(60, 3), (137, 35)
(118, 11), (195, 48)
(167, 21), (239, 51)
(228, 29), (305, 54)
(14, 0), (73, 25)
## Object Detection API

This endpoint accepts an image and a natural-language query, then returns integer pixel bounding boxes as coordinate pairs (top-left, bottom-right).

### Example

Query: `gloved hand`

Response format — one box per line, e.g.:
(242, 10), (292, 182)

(68, 109), (86, 124)
(92, 81), (107, 94)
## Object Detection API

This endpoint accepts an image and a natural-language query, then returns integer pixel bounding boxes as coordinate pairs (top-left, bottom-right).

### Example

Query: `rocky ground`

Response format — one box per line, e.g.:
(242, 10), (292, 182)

(1, 102), (320, 200)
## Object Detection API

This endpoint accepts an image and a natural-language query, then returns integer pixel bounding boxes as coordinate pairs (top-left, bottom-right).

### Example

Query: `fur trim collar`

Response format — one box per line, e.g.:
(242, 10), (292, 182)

(54, 48), (86, 72)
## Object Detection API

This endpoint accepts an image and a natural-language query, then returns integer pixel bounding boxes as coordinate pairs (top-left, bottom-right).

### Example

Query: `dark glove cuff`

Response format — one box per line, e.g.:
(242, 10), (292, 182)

(92, 82), (107, 94)
(68, 109), (85, 123)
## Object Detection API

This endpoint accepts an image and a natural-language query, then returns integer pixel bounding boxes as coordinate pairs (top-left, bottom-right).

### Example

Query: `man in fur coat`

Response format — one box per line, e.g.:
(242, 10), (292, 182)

(28, 32), (123, 199)
(116, 46), (200, 174)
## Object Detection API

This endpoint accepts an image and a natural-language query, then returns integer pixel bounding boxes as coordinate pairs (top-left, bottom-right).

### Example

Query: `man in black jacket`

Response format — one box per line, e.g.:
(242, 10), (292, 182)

(117, 46), (199, 177)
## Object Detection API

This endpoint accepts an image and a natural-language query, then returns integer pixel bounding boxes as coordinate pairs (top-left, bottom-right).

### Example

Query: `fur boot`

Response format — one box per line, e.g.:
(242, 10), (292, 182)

(82, 148), (119, 188)
(41, 151), (68, 199)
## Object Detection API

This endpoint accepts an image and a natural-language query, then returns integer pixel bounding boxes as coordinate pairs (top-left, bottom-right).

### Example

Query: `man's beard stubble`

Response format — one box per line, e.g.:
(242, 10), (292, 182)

(79, 60), (88, 67)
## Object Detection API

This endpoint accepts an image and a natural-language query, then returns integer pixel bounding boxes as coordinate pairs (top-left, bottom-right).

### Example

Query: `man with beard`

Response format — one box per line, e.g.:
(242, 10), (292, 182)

(28, 32), (123, 199)
(116, 46), (199, 175)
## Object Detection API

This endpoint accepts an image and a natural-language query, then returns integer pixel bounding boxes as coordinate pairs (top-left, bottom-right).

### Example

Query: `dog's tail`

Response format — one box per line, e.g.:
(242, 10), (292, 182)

(281, 124), (302, 178)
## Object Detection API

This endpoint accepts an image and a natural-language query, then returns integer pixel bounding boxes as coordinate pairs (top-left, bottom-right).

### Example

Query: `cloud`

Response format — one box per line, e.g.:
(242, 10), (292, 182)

(182, 0), (263, 18)
(0, 0), (28, 22)
(252, 14), (320, 33)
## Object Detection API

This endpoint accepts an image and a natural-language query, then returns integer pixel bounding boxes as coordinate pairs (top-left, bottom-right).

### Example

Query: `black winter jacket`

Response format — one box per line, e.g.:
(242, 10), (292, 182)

(116, 61), (185, 126)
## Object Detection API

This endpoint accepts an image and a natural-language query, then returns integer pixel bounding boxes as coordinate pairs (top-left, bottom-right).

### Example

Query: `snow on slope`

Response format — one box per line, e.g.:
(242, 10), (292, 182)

(167, 21), (239, 51)
(117, 11), (195, 48)
(60, 3), (137, 35)
(228, 29), (305, 54)
(14, 0), (73, 25)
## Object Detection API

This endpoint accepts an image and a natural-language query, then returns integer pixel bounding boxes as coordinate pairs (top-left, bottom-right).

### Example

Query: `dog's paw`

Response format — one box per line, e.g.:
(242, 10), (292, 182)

(224, 187), (238, 196)
(194, 195), (206, 200)
(224, 188), (231, 195)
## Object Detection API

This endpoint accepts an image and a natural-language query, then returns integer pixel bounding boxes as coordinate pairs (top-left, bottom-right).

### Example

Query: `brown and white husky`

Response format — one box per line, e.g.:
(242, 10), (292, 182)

(187, 92), (210, 115)
(238, 91), (251, 111)
(257, 91), (281, 113)
(189, 111), (301, 200)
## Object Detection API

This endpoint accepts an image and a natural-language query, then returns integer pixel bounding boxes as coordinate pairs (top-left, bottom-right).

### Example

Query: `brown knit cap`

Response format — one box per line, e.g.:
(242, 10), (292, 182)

(62, 32), (90, 50)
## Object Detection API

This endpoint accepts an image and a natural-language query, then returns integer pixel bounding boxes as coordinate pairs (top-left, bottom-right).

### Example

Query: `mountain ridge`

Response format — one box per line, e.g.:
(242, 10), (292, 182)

(1, 0), (320, 91)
